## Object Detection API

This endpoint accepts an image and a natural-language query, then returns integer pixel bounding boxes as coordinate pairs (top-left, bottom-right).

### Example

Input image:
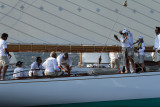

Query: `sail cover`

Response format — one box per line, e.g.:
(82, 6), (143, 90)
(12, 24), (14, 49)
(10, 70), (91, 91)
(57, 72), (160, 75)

(0, 0), (159, 46)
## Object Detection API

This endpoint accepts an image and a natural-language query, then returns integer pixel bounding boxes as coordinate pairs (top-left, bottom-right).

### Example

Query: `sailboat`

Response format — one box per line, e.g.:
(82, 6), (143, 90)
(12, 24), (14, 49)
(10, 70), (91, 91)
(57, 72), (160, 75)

(0, 0), (160, 106)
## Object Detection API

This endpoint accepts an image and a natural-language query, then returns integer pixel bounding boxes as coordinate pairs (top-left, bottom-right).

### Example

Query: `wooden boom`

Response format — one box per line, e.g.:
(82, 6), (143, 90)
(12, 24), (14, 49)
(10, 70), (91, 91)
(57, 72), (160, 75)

(7, 44), (154, 53)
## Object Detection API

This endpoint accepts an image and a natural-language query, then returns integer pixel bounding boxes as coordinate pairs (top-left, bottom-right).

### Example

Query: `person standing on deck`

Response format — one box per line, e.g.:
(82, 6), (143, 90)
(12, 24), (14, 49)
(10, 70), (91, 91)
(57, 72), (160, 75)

(57, 53), (72, 76)
(134, 36), (146, 72)
(153, 27), (160, 70)
(114, 30), (130, 73)
(124, 28), (135, 73)
(29, 57), (44, 77)
(109, 52), (121, 73)
(0, 33), (11, 80)
(43, 51), (63, 77)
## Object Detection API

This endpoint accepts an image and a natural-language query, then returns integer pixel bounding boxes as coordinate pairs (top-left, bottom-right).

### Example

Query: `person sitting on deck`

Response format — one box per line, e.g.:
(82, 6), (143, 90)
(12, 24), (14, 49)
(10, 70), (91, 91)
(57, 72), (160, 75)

(42, 51), (63, 77)
(109, 52), (121, 73)
(29, 57), (44, 77)
(57, 53), (72, 76)
(134, 36), (146, 72)
(13, 61), (26, 79)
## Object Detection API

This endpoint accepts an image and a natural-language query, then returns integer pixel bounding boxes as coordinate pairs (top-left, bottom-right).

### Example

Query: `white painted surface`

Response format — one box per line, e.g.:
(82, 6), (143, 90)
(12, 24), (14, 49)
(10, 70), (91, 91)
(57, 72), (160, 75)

(0, 72), (160, 106)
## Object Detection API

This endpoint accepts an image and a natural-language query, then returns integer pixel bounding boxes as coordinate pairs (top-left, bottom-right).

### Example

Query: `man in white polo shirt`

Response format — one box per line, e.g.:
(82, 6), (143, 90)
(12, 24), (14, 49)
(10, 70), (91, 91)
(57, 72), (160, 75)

(114, 29), (130, 73)
(43, 51), (63, 77)
(153, 27), (160, 70)
(0, 33), (11, 80)
(29, 57), (44, 77)
(124, 28), (135, 73)
(57, 53), (72, 76)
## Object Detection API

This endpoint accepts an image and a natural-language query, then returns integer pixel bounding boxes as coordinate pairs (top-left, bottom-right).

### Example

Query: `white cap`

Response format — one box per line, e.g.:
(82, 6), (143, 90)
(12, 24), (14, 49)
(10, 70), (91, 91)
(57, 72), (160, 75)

(139, 36), (143, 39)
(124, 28), (128, 32)
(122, 29), (127, 34)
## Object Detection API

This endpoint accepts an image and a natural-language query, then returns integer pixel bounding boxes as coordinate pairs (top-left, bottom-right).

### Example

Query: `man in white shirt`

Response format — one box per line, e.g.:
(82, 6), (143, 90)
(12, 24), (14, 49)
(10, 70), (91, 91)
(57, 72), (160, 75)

(109, 52), (121, 73)
(114, 30), (130, 73)
(43, 51), (63, 77)
(134, 36), (145, 72)
(13, 61), (26, 79)
(29, 57), (44, 77)
(153, 27), (160, 70)
(124, 28), (135, 73)
(0, 33), (11, 80)
(57, 53), (72, 76)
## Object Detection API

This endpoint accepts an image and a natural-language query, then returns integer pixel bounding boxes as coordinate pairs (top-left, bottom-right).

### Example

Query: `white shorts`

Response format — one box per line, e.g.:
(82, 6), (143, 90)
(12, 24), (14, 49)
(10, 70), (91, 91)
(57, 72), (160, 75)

(44, 71), (63, 77)
(154, 49), (160, 62)
(0, 56), (9, 66)
(138, 55), (144, 63)
(128, 47), (134, 57)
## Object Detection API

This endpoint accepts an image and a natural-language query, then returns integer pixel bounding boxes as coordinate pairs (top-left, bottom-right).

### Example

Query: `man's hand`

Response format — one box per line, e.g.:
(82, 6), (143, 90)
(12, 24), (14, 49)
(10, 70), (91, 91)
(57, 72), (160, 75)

(69, 66), (72, 70)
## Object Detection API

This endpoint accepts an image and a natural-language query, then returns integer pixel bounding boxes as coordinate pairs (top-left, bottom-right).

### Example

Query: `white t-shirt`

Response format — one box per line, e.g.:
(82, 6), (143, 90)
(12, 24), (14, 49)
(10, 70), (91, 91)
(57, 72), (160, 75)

(109, 52), (120, 60)
(120, 37), (130, 48)
(138, 42), (145, 55)
(57, 54), (72, 67)
(13, 67), (25, 79)
(128, 32), (133, 48)
(0, 39), (7, 56)
(31, 61), (44, 70)
(154, 35), (159, 50)
(157, 34), (160, 50)
(42, 57), (60, 72)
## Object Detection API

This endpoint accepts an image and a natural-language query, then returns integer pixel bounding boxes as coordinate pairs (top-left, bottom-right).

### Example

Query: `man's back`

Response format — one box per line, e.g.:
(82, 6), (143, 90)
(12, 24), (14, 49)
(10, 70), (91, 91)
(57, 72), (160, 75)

(57, 54), (72, 66)
(43, 57), (59, 72)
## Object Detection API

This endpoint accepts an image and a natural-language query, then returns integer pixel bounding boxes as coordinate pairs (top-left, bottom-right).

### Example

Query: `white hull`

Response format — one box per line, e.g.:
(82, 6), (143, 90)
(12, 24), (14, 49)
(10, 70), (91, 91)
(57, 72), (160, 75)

(1, 71), (160, 106)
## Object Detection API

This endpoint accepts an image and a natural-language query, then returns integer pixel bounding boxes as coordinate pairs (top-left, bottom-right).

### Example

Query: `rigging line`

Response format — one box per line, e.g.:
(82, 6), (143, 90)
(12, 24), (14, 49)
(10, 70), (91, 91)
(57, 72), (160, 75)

(0, 0), (20, 22)
(0, 22), (50, 43)
(7, 37), (23, 43)
(3, 1), (102, 45)
(101, 3), (125, 53)
(152, 0), (160, 5)
(19, 0), (109, 45)
(0, 12), (76, 45)
(65, 0), (154, 39)
(43, 0), (117, 43)
(88, 0), (154, 30)
(2, 0), (38, 35)
(41, 0), (118, 43)
(132, 0), (160, 14)
(111, 0), (160, 24)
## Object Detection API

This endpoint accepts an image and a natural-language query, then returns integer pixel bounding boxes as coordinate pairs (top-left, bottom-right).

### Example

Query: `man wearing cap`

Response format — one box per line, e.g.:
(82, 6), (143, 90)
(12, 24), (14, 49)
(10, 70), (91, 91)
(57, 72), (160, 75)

(124, 28), (136, 73)
(134, 36), (145, 72)
(43, 51), (63, 77)
(0, 33), (12, 80)
(29, 57), (44, 77)
(153, 27), (160, 70)
(57, 53), (72, 76)
(13, 61), (26, 79)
